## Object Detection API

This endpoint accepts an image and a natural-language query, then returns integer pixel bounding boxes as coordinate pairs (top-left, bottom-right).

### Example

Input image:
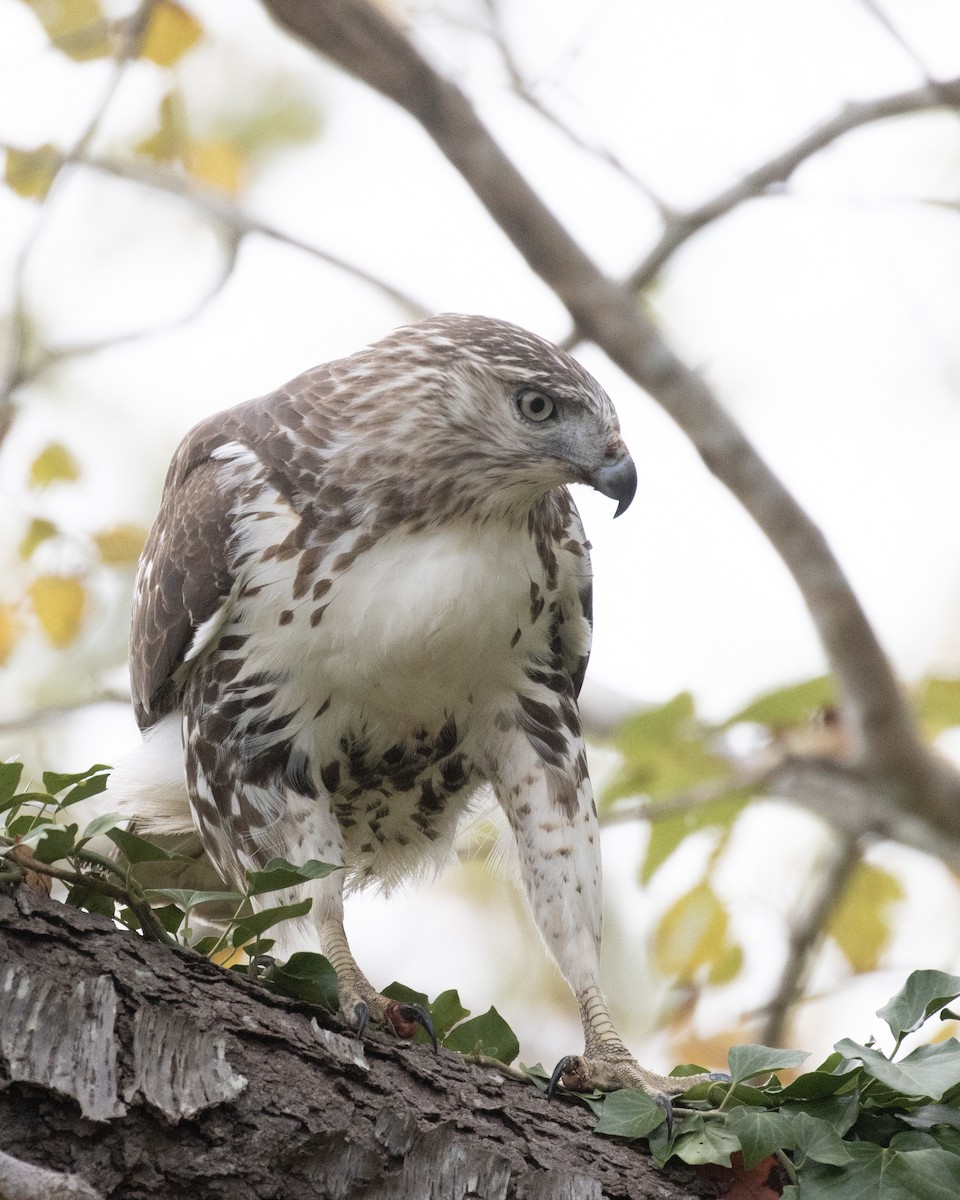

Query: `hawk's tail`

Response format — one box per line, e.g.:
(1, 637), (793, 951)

(106, 710), (197, 841)
(106, 710), (233, 899)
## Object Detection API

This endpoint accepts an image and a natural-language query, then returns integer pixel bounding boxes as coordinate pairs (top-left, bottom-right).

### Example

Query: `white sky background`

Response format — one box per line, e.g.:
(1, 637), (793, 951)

(2, 0), (960, 1068)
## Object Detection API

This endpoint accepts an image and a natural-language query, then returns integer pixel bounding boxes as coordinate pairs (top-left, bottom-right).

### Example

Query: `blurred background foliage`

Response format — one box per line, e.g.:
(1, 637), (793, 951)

(3, 0), (960, 1078)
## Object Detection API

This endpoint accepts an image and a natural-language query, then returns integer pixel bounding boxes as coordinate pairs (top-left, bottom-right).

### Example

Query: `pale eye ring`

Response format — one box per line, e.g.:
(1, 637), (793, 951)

(516, 388), (556, 423)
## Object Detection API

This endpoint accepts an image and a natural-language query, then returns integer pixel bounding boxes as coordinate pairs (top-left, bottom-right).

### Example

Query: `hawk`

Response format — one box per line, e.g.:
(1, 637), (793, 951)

(111, 313), (716, 1103)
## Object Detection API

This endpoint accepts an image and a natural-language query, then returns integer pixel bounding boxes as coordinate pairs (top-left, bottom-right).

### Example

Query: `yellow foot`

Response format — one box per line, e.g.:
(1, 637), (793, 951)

(341, 985), (438, 1051)
(548, 1052), (729, 1135)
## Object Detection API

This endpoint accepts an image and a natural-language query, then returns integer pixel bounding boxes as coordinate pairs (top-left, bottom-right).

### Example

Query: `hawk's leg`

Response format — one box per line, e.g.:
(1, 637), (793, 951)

(490, 720), (721, 1107)
(180, 713), (434, 1047)
(314, 913), (436, 1048)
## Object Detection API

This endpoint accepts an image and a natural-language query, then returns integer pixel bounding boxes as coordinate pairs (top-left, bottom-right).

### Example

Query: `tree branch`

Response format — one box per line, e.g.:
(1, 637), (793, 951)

(0, 3), (152, 444)
(0, 885), (713, 1200)
(260, 0), (960, 835)
(618, 76), (960, 295)
(758, 829), (862, 1047)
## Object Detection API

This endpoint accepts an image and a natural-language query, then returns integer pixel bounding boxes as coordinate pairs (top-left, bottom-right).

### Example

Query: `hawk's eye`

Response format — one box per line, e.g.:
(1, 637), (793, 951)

(516, 388), (556, 423)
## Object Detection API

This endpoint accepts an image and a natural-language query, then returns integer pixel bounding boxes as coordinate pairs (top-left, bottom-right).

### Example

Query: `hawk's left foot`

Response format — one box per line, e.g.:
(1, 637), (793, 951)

(548, 1052), (729, 1134)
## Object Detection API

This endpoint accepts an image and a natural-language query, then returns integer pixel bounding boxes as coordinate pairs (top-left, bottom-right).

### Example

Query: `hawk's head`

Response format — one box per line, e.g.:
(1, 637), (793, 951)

(325, 313), (636, 524)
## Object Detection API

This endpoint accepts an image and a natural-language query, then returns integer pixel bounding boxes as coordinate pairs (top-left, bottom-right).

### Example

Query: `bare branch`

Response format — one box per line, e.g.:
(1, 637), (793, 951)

(618, 75), (960, 298)
(479, 0), (671, 213)
(759, 830), (862, 1047)
(41, 233), (242, 367)
(0, 3), (153, 443)
(64, 152), (433, 321)
(261, 0), (960, 836)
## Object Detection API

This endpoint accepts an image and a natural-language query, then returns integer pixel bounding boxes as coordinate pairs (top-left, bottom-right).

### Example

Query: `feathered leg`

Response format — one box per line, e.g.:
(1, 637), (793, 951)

(180, 690), (434, 1046)
(488, 718), (721, 1104)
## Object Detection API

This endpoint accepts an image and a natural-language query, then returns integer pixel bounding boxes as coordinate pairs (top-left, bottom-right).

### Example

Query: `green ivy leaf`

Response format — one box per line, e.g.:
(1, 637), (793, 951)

(42, 765), (110, 796)
(77, 812), (124, 843)
(777, 1057), (862, 1101)
(442, 1007), (519, 1065)
(668, 1114), (741, 1167)
(0, 762), (24, 810)
(0, 791), (54, 819)
(106, 826), (181, 864)
(142, 887), (244, 910)
(244, 857), (340, 896)
(722, 1106), (796, 1170)
(593, 1088), (666, 1139)
(877, 970), (960, 1048)
(836, 1038), (960, 1103)
(154, 903), (186, 934)
(727, 1044), (810, 1085)
(65, 883), (116, 919)
(798, 1142), (960, 1199)
(31, 822), (78, 863)
(429, 989), (470, 1042)
(266, 952), (339, 1012)
(900, 1105), (960, 1133)
(230, 897), (312, 945)
(382, 981), (430, 1009)
(60, 773), (110, 808)
(787, 1111), (854, 1166)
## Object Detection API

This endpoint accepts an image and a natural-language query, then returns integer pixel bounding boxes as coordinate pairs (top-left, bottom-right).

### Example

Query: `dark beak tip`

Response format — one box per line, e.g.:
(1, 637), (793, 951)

(593, 452), (637, 517)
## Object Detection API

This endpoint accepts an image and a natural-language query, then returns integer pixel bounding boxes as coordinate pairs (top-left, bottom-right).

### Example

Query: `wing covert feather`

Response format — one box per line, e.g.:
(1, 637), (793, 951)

(130, 458), (235, 729)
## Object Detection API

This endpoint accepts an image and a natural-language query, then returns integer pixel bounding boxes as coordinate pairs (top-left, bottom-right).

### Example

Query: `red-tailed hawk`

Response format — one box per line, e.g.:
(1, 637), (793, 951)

(111, 314), (716, 1104)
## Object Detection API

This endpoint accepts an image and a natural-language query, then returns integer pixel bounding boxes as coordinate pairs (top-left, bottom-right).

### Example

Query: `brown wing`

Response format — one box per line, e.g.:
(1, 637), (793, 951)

(130, 452), (237, 730)
(129, 369), (338, 730)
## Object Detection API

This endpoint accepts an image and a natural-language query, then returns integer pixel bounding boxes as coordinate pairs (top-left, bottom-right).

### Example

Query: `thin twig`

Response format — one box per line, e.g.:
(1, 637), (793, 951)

(759, 830), (862, 1047)
(8, 843), (175, 944)
(615, 75), (960, 301)
(39, 231), (241, 367)
(0, 2), (153, 444)
(480, 0), (671, 214)
(68, 152), (432, 321)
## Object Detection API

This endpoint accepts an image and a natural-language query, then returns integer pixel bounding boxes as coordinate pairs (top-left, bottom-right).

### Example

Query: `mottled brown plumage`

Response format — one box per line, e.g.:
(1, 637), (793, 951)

(112, 313), (713, 1102)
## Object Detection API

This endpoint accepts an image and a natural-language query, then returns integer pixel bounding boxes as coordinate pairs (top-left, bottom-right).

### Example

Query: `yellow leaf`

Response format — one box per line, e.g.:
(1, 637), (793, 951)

(653, 882), (729, 980)
(19, 517), (58, 559)
(4, 143), (60, 200)
(139, 0), (203, 67)
(0, 604), (22, 666)
(707, 940), (744, 987)
(210, 945), (245, 969)
(828, 862), (903, 974)
(185, 138), (245, 194)
(21, 0), (111, 61)
(28, 442), (80, 488)
(29, 575), (86, 647)
(94, 523), (148, 566)
(135, 90), (187, 162)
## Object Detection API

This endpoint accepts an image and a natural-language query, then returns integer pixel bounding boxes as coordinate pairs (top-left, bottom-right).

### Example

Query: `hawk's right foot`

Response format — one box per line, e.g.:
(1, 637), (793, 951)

(352, 993), (439, 1051)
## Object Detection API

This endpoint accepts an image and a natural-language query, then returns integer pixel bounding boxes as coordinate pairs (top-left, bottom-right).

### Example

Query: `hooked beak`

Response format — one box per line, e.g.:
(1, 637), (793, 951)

(591, 450), (637, 517)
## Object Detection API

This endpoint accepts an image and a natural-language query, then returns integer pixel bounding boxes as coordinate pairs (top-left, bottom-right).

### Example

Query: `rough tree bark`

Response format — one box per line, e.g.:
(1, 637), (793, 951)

(0, 885), (718, 1200)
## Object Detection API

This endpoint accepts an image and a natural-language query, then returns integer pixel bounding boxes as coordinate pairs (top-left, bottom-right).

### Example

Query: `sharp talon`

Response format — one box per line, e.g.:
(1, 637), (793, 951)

(398, 1003), (438, 1052)
(655, 1092), (674, 1140)
(353, 1000), (369, 1040)
(547, 1056), (575, 1099)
